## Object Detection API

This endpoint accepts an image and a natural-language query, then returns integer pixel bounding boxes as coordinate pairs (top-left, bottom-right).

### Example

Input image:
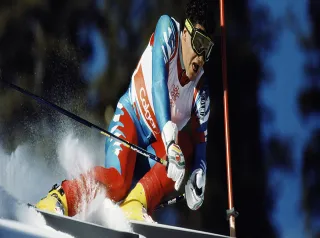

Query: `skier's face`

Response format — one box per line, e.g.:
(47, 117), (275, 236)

(182, 23), (207, 81)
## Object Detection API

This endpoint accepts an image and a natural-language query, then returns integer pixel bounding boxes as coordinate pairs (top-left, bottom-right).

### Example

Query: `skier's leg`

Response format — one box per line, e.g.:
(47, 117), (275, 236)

(63, 102), (138, 216)
(119, 129), (168, 221)
(122, 131), (194, 217)
(37, 102), (138, 217)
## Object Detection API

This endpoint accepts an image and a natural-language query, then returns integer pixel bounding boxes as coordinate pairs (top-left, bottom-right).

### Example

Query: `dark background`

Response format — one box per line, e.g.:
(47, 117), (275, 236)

(0, 1), (319, 238)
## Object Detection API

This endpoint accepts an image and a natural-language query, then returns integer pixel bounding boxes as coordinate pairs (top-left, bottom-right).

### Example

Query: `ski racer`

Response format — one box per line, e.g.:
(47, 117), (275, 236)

(36, 0), (214, 222)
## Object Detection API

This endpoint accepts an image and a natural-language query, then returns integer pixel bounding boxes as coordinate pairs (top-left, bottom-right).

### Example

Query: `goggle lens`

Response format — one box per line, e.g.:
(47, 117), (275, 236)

(192, 31), (213, 61)
(185, 18), (214, 62)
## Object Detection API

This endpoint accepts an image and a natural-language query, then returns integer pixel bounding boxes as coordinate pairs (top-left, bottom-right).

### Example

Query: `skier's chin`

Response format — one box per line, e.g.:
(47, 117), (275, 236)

(186, 69), (198, 81)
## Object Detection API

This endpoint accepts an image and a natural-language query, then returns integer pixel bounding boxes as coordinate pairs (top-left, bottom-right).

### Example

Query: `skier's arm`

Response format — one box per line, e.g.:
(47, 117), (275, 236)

(152, 15), (185, 191)
(152, 15), (177, 130)
(185, 79), (210, 210)
(191, 83), (210, 175)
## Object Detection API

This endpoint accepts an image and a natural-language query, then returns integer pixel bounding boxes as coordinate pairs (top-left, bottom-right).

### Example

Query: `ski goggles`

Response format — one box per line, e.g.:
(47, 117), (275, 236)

(185, 18), (214, 62)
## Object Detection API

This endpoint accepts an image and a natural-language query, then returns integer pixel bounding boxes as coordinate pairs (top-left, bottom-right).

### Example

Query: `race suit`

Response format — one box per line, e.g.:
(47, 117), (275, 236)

(61, 15), (210, 216)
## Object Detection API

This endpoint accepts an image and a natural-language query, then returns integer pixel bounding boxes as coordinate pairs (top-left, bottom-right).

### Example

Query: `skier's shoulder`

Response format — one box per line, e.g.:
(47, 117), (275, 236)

(156, 14), (180, 34)
(194, 73), (211, 102)
(196, 72), (210, 91)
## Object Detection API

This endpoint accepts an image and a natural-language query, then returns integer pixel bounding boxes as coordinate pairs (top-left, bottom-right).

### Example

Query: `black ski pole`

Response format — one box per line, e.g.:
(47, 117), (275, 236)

(1, 80), (167, 167)
(155, 193), (185, 210)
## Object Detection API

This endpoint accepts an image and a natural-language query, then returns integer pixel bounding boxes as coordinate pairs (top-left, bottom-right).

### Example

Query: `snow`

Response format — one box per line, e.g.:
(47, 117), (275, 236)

(0, 131), (134, 236)
(0, 219), (73, 238)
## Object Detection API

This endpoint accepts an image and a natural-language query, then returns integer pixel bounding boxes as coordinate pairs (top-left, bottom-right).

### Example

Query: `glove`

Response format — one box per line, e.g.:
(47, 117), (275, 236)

(185, 168), (206, 210)
(167, 142), (185, 191)
(161, 121), (185, 191)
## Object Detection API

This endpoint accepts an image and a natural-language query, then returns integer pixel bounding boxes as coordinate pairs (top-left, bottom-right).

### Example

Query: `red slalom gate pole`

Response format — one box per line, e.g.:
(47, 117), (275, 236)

(219, 0), (238, 237)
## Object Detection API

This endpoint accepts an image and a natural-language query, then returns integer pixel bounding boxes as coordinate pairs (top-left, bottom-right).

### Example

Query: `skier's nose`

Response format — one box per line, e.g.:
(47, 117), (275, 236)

(197, 55), (205, 67)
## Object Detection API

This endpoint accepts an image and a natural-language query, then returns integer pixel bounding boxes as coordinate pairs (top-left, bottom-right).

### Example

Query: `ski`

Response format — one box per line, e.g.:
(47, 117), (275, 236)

(34, 207), (230, 238)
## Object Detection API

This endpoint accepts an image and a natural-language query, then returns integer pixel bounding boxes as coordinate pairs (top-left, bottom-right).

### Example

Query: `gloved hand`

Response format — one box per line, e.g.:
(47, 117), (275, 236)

(185, 168), (206, 210)
(161, 121), (185, 191)
(167, 142), (185, 190)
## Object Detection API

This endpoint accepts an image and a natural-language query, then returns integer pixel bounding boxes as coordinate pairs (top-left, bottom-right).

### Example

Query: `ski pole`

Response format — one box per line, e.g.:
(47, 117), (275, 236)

(1, 80), (167, 167)
(220, 0), (238, 237)
(155, 193), (185, 211)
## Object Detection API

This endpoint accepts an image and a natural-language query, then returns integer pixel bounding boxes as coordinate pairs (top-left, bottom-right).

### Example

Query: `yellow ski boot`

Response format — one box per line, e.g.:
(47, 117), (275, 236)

(120, 183), (155, 222)
(36, 184), (68, 216)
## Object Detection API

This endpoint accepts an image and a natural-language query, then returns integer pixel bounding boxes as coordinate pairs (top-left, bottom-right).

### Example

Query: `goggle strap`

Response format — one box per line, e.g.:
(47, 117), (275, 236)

(185, 19), (194, 36)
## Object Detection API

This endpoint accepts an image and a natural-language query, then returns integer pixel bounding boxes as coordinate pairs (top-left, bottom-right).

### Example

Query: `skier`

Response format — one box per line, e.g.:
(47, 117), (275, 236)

(36, 0), (214, 222)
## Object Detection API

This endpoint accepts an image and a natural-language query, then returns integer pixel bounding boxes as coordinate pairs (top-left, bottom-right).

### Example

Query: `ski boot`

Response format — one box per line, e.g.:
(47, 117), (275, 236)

(36, 184), (68, 216)
(120, 183), (155, 223)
